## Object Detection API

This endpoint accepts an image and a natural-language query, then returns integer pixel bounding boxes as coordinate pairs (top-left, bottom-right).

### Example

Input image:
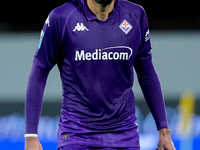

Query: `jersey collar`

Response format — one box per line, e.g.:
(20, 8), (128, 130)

(80, 0), (119, 21)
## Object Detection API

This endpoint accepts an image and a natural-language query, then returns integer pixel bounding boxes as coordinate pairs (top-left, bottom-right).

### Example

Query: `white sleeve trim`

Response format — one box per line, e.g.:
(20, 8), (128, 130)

(24, 134), (38, 138)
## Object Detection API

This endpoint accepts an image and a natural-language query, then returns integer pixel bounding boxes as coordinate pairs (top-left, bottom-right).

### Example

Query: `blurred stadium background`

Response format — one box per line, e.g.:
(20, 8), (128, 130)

(0, 0), (200, 149)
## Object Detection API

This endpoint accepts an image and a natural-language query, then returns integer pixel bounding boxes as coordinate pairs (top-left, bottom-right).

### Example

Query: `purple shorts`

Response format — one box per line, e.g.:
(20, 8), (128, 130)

(58, 145), (140, 150)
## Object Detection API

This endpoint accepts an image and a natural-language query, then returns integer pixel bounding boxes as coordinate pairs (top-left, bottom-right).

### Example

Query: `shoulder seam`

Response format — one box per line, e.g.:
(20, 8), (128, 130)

(118, 1), (143, 19)
(61, 5), (82, 41)
(117, 3), (140, 26)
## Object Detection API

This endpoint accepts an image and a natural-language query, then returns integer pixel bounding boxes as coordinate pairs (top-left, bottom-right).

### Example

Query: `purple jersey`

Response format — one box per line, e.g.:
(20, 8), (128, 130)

(25, 0), (169, 149)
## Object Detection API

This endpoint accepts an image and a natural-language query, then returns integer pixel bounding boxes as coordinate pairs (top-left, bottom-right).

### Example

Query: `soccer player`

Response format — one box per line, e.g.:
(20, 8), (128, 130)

(25, 0), (176, 149)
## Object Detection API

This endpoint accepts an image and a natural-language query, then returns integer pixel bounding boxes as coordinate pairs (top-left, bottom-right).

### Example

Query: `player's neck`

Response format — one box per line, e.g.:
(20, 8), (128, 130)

(87, 0), (115, 21)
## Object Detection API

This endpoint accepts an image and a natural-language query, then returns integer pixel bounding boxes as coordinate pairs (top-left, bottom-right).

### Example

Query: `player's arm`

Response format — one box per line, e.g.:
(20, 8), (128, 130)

(25, 62), (50, 150)
(134, 6), (168, 130)
(25, 9), (62, 150)
(134, 6), (175, 150)
(134, 51), (176, 150)
(134, 51), (168, 130)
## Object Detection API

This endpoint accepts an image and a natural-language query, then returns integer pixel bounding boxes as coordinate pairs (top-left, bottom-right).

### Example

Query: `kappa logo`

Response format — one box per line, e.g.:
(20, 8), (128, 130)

(73, 23), (89, 32)
(119, 19), (133, 35)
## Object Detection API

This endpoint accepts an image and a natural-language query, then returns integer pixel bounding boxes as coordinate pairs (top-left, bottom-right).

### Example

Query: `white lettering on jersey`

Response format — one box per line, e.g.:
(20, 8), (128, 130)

(73, 23), (89, 32)
(145, 29), (150, 42)
(45, 16), (50, 27)
(75, 46), (132, 61)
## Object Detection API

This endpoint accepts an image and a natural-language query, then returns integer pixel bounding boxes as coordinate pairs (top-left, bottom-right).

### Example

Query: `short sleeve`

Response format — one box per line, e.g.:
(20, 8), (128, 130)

(34, 10), (62, 69)
(135, 8), (152, 61)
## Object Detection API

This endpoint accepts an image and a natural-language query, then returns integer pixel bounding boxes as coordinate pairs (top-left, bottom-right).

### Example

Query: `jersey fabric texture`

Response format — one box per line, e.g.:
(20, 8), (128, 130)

(25, 0), (169, 149)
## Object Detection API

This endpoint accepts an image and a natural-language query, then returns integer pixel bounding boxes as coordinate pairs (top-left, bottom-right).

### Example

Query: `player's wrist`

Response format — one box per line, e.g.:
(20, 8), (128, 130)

(24, 134), (38, 138)
(159, 128), (170, 136)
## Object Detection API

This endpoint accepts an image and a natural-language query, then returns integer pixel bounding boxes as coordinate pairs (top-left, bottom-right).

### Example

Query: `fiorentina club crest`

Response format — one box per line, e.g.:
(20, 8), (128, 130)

(119, 19), (133, 35)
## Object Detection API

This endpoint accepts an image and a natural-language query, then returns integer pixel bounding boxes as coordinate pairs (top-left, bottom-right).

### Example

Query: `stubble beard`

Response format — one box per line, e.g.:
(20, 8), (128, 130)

(94, 0), (114, 7)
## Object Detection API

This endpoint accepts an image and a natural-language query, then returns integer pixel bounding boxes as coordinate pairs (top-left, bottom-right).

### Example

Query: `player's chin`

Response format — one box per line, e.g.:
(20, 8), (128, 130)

(94, 0), (114, 7)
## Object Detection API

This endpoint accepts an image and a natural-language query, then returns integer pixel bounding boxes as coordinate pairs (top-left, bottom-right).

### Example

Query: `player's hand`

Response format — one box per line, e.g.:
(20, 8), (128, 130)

(25, 137), (43, 150)
(156, 128), (176, 150)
